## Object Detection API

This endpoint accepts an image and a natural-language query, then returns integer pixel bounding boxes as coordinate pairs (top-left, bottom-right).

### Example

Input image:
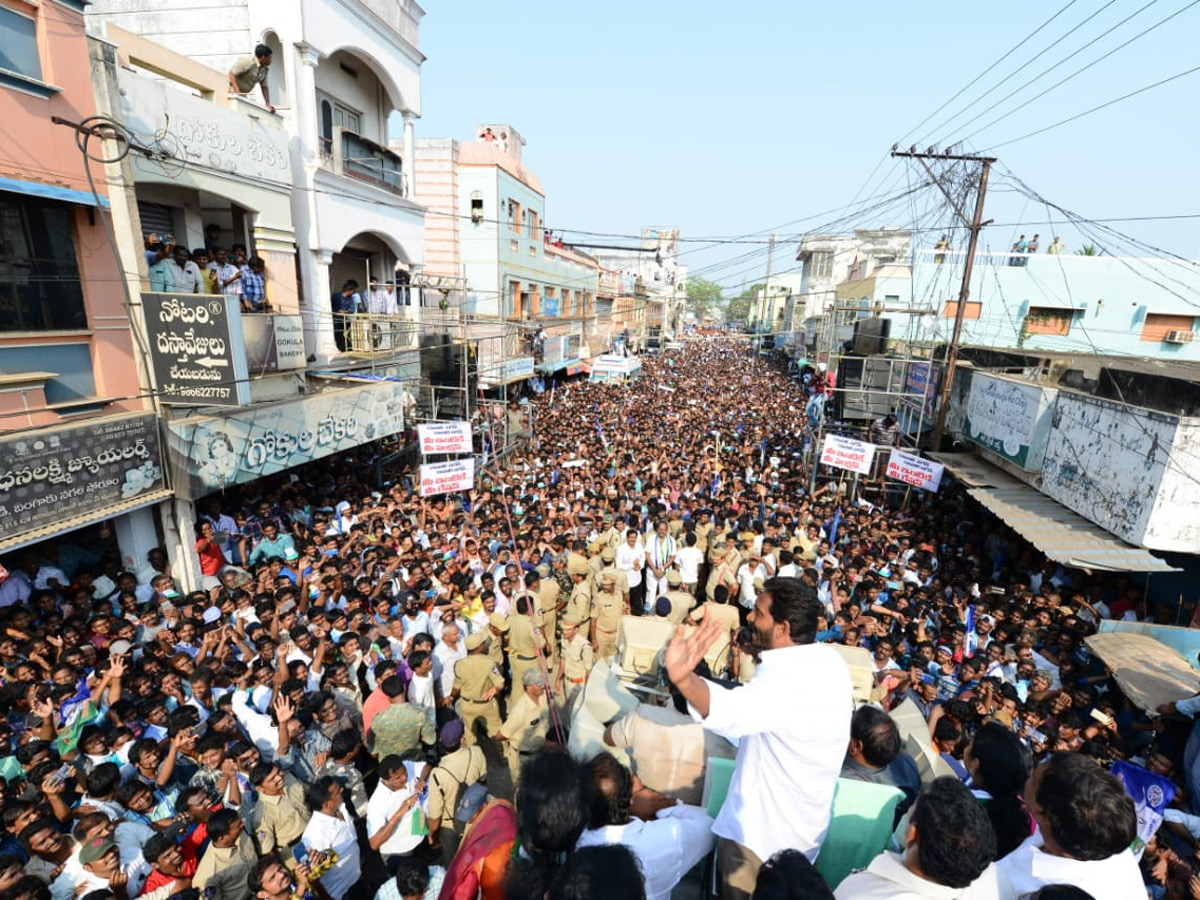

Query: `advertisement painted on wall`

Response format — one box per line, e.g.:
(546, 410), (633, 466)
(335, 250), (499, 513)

(0, 414), (166, 541)
(819, 434), (876, 475)
(963, 373), (1058, 470)
(166, 382), (407, 499)
(141, 293), (251, 406)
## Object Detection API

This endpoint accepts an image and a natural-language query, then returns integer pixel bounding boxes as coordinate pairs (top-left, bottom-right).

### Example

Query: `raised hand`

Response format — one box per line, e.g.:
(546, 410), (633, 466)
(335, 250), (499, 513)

(273, 693), (296, 724)
(664, 614), (724, 686)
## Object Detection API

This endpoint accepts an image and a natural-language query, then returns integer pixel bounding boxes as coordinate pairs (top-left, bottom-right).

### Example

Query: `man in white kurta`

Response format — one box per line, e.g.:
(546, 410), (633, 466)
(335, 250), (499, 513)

(665, 575), (852, 900)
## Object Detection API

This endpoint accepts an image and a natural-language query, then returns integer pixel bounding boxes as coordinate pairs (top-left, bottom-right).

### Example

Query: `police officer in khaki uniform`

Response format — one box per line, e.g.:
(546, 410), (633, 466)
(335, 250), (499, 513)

(453, 632), (505, 746)
(533, 567), (561, 665)
(566, 557), (593, 627)
(662, 570), (696, 625)
(593, 545), (629, 602)
(427, 719), (487, 865)
(249, 763), (310, 855)
(590, 572), (625, 661)
(505, 594), (547, 706)
(486, 611), (508, 670)
(596, 512), (623, 550)
(556, 616), (593, 722)
(497, 668), (550, 789)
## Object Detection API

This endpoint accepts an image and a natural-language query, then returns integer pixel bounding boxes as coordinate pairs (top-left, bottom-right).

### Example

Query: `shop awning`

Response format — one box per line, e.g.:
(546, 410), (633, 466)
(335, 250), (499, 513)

(966, 484), (1180, 573)
(926, 452), (1024, 489)
(0, 489), (173, 555)
(0, 176), (110, 209)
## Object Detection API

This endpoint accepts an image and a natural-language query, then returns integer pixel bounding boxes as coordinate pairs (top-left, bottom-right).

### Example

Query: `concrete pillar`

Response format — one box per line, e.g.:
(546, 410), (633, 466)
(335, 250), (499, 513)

(290, 43), (339, 362)
(311, 248), (339, 362)
(114, 505), (160, 579)
(170, 499), (202, 593)
(401, 110), (416, 199)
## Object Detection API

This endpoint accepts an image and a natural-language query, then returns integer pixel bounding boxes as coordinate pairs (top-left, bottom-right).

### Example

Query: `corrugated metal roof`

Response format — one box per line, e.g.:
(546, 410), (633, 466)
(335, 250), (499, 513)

(0, 490), (173, 555)
(967, 485), (1180, 573)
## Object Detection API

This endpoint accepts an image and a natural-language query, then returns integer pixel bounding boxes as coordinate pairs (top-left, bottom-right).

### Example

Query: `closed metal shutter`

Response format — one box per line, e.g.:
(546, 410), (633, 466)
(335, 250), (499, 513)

(136, 201), (176, 242)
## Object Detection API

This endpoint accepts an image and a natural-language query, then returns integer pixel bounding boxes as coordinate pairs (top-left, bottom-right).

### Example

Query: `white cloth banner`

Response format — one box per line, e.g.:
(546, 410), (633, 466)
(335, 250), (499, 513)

(417, 421), (472, 455)
(886, 448), (945, 491)
(419, 458), (475, 497)
(819, 434), (876, 475)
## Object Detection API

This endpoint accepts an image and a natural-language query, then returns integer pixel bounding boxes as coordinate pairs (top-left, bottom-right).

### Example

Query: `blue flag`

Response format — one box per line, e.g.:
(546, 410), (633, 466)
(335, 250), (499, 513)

(1112, 760), (1176, 859)
(826, 507), (842, 546)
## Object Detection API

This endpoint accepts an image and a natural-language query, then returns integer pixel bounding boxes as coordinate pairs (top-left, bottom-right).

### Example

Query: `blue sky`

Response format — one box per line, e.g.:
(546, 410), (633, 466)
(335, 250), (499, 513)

(413, 0), (1200, 291)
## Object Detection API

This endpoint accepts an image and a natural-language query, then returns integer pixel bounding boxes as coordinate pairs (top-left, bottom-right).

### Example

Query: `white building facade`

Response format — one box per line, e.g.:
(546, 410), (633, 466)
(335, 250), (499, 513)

(86, 0), (428, 362)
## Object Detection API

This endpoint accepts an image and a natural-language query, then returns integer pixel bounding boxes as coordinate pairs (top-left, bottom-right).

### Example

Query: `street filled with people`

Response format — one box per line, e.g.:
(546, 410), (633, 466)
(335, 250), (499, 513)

(0, 338), (1190, 900)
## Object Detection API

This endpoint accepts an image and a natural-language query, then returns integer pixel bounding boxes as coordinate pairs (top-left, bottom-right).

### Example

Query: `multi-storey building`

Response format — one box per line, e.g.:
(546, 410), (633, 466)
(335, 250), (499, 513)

(0, 0), (170, 571)
(86, 0), (427, 361)
(414, 126), (599, 384)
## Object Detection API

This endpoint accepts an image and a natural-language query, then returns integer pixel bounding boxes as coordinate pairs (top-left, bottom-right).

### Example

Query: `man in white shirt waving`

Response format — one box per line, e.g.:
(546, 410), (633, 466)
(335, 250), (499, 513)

(665, 576), (853, 900)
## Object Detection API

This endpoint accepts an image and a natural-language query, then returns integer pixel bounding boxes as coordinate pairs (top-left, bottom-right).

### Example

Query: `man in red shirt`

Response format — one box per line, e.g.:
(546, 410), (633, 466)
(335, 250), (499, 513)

(139, 831), (196, 899)
(195, 521), (229, 591)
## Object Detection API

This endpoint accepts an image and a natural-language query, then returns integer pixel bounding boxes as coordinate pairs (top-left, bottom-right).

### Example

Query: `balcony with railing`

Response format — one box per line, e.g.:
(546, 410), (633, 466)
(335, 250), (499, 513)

(322, 127), (407, 197)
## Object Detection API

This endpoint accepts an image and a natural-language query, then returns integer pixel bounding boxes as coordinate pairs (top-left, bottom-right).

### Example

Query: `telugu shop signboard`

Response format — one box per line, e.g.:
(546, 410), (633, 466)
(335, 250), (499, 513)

(141, 293), (251, 406)
(0, 413), (167, 541)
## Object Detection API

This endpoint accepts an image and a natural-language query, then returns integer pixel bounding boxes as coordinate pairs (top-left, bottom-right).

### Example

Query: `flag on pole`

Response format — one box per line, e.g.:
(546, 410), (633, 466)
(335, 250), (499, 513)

(1112, 760), (1176, 859)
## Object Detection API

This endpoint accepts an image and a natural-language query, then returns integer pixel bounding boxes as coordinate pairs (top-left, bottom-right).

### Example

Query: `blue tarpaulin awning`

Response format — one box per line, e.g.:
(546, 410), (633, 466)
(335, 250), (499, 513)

(0, 176), (110, 209)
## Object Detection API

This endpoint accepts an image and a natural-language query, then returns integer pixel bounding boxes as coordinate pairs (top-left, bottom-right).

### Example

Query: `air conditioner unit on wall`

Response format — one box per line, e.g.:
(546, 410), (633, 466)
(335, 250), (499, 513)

(1164, 330), (1195, 344)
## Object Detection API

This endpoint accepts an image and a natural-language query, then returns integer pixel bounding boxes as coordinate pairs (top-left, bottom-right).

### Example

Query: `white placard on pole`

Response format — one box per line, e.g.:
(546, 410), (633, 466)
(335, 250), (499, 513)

(886, 448), (945, 491)
(819, 434), (876, 475)
(417, 421), (473, 455)
(419, 458), (476, 497)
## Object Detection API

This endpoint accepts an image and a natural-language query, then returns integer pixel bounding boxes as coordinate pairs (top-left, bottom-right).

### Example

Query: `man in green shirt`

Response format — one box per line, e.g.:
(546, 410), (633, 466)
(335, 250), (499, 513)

(228, 44), (275, 113)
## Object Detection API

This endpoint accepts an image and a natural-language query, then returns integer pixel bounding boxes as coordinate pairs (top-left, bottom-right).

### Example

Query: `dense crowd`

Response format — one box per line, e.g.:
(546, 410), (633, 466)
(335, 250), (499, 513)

(0, 338), (1192, 900)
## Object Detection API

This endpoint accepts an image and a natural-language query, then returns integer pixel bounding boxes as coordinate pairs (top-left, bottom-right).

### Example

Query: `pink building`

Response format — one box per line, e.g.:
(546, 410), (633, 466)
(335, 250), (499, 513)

(0, 0), (168, 562)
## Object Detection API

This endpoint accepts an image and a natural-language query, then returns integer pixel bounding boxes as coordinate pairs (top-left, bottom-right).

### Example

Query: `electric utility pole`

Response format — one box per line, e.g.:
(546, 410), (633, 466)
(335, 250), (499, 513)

(757, 233), (776, 345)
(891, 148), (995, 448)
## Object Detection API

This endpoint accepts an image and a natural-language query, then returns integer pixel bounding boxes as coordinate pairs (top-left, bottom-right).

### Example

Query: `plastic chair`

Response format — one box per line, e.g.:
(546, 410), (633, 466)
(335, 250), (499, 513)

(814, 779), (905, 889)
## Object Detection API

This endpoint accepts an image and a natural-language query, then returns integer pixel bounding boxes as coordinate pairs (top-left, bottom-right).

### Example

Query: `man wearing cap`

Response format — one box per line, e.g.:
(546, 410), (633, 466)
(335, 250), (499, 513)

(506, 594), (549, 707)
(534, 565), (562, 666)
(662, 570), (695, 625)
(486, 610), (508, 670)
(427, 719), (487, 864)
(453, 632), (504, 746)
(497, 668), (550, 788)
(590, 573), (626, 661)
(566, 556), (593, 631)
(596, 512), (623, 550)
(592, 544), (629, 602)
(556, 616), (594, 718)
(74, 836), (128, 898)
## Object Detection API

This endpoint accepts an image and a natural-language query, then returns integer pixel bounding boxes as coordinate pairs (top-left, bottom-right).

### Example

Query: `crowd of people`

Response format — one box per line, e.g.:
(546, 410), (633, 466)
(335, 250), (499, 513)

(0, 338), (1191, 900)
(144, 229), (268, 313)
